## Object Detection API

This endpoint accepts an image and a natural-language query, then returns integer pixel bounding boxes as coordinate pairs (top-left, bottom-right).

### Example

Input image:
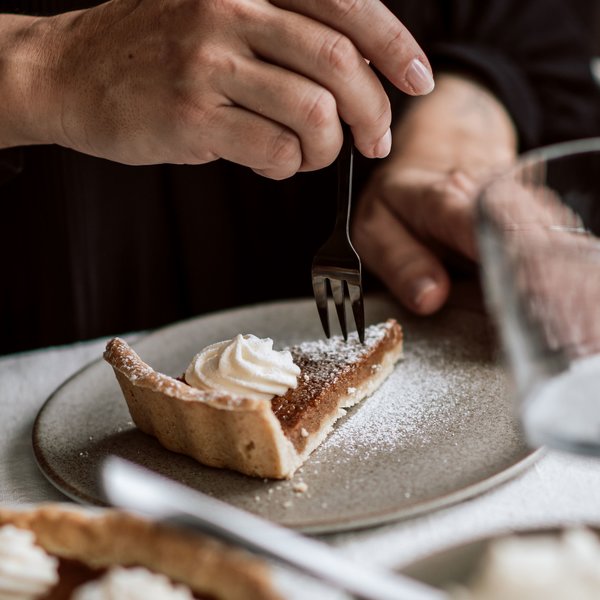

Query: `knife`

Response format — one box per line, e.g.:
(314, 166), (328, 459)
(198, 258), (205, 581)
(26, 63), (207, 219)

(102, 458), (446, 600)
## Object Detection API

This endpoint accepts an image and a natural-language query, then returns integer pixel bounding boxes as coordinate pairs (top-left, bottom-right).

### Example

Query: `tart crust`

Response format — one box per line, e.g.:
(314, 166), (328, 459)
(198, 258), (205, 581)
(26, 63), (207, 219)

(0, 505), (279, 600)
(104, 320), (403, 479)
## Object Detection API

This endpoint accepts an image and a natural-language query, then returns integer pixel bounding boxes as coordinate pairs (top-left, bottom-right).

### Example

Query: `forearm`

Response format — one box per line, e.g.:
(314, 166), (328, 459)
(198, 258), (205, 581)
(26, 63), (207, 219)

(0, 12), (65, 149)
(390, 73), (518, 178)
(0, 13), (48, 148)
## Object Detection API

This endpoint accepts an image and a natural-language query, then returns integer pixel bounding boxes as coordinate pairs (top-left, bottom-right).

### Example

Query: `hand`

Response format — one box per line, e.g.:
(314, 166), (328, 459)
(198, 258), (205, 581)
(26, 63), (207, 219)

(0, 0), (433, 179)
(352, 74), (518, 313)
(483, 177), (600, 359)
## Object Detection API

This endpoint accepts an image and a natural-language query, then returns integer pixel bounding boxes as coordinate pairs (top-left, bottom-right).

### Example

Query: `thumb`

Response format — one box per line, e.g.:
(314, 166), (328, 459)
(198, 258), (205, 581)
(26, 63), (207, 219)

(353, 195), (450, 314)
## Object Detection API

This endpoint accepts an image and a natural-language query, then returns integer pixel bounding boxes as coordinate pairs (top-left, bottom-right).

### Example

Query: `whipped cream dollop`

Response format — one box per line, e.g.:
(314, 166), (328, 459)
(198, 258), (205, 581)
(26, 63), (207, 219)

(0, 525), (59, 599)
(185, 334), (301, 401)
(72, 567), (194, 600)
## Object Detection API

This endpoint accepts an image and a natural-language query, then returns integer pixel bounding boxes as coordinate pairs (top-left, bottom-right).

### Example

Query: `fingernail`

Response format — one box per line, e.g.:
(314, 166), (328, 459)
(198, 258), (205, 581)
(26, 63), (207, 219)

(406, 58), (435, 95)
(373, 128), (392, 158)
(411, 277), (438, 308)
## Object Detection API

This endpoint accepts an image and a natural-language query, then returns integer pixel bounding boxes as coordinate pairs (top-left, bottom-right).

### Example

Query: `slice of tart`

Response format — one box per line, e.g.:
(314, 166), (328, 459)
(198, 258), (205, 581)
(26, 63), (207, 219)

(0, 505), (279, 600)
(104, 319), (403, 479)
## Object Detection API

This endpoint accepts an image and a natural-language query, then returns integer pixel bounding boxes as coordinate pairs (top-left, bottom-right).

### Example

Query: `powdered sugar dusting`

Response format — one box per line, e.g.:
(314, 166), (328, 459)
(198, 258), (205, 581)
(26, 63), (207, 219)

(290, 322), (391, 365)
(272, 322), (395, 427)
(288, 322), (391, 392)
(315, 329), (507, 463)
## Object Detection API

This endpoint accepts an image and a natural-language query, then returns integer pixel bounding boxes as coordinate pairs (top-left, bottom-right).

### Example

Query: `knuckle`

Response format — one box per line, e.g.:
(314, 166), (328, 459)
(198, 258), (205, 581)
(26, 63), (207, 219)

(302, 89), (337, 130)
(327, 0), (363, 19)
(188, 43), (216, 76)
(191, 45), (237, 78)
(208, 0), (243, 17)
(217, 53), (241, 78)
(430, 180), (457, 200)
(427, 184), (473, 241)
(266, 130), (301, 168)
(380, 25), (409, 57)
(297, 90), (339, 170)
(431, 182), (471, 214)
(173, 91), (211, 128)
(219, 0), (259, 22)
(319, 33), (357, 79)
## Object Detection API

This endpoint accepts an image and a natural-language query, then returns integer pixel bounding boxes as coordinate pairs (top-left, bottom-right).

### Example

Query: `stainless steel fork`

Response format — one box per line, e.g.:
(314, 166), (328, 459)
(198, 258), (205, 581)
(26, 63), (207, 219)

(312, 124), (365, 343)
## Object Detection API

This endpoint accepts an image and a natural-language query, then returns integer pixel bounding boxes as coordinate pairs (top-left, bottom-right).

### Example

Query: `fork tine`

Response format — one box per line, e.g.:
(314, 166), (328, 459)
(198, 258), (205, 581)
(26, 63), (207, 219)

(330, 279), (348, 340)
(312, 276), (331, 338)
(348, 283), (365, 343)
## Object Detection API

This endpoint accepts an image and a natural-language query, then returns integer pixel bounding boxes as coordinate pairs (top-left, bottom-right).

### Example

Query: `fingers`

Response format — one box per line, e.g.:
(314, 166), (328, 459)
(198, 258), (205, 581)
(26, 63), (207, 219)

(381, 168), (479, 260)
(49, 0), (432, 169)
(218, 56), (343, 171)
(270, 0), (434, 96)
(203, 105), (302, 180)
(246, 9), (391, 159)
(353, 195), (450, 314)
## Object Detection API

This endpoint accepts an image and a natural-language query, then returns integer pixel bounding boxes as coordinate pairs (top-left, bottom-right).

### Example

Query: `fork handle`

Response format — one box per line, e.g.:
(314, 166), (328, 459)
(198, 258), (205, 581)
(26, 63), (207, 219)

(336, 123), (354, 235)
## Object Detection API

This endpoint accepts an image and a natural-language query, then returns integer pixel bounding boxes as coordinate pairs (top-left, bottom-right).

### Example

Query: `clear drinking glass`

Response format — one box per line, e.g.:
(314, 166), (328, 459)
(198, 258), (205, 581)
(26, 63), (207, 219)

(477, 138), (600, 455)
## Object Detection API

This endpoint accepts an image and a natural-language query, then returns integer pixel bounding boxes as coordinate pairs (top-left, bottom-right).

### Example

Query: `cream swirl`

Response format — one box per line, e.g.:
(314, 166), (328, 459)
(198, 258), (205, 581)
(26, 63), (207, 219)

(72, 567), (195, 600)
(185, 334), (301, 401)
(0, 525), (58, 599)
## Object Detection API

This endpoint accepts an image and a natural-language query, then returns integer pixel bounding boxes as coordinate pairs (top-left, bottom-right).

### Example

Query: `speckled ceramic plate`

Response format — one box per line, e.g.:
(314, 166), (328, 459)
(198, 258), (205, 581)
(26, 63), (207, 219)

(33, 295), (539, 534)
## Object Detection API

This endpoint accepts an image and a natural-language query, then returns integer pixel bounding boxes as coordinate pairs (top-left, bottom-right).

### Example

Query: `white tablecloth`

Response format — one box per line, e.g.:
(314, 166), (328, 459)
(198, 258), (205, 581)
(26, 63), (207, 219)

(2, 334), (600, 574)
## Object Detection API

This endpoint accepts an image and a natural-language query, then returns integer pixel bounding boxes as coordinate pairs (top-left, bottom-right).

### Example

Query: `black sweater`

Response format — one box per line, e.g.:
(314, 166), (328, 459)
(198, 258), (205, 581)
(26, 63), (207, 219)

(1, 0), (599, 354)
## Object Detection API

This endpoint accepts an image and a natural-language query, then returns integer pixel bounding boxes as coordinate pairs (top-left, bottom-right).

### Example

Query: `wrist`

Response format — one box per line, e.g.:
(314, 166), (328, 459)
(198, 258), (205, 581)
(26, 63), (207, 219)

(390, 73), (517, 179)
(0, 12), (73, 149)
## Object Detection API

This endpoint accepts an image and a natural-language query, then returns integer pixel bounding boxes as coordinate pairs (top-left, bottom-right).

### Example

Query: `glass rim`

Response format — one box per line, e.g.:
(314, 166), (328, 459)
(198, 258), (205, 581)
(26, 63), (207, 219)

(518, 136), (600, 163)
(477, 136), (600, 222)
(482, 136), (600, 190)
